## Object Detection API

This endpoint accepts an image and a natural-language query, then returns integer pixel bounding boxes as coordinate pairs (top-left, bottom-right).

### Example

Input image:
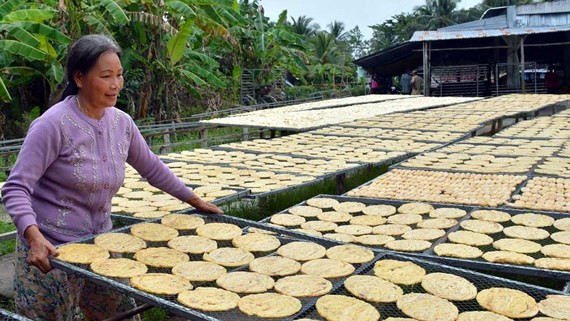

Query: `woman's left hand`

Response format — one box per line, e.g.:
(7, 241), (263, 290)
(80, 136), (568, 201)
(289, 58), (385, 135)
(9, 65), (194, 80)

(187, 194), (223, 214)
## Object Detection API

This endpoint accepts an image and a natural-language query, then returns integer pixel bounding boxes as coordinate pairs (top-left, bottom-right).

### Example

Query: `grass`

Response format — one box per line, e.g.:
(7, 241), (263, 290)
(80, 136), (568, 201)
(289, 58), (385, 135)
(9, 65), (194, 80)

(0, 208), (16, 313)
(0, 296), (14, 312)
(141, 307), (170, 321)
(222, 164), (390, 222)
(147, 126), (253, 154)
(0, 221), (16, 256)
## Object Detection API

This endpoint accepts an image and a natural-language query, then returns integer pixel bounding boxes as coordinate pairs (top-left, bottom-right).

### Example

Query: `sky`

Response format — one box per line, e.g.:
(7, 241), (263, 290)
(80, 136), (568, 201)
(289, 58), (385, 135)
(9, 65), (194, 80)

(260, 0), (483, 40)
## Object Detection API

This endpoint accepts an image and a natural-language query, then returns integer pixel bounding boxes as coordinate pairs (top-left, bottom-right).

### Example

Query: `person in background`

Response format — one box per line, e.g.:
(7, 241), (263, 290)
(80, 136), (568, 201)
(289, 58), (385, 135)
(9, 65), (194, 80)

(545, 65), (560, 94)
(1, 34), (222, 321)
(411, 70), (423, 95)
(400, 70), (412, 95)
(370, 75), (380, 94)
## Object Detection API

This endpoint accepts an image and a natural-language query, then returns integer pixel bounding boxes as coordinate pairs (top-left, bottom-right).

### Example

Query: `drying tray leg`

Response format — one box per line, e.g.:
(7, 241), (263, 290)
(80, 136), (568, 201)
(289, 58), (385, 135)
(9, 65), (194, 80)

(102, 303), (154, 321)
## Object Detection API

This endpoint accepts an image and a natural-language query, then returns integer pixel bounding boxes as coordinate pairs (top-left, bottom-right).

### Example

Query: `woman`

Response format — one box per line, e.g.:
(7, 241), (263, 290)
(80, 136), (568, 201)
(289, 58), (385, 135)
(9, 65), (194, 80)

(1, 34), (221, 320)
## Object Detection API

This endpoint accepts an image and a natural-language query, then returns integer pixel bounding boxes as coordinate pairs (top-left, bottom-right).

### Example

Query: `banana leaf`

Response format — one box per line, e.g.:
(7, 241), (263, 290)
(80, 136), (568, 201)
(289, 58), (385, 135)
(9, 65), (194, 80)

(2, 9), (55, 23)
(100, 0), (129, 25)
(167, 21), (193, 65)
(0, 0), (22, 19)
(14, 21), (71, 44)
(0, 78), (10, 102)
(166, 1), (197, 20)
(0, 24), (39, 47)
(0, 40), (47, 61)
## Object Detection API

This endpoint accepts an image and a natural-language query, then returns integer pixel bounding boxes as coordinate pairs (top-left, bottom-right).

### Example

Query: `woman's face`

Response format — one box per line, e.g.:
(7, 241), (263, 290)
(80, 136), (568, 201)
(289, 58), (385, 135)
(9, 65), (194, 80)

(74, 50), (123, 109)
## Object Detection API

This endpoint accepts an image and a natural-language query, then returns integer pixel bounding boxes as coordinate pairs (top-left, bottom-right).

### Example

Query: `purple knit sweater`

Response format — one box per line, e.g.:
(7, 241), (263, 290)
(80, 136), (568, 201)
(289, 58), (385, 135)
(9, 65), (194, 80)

(1, 95), (193, 244)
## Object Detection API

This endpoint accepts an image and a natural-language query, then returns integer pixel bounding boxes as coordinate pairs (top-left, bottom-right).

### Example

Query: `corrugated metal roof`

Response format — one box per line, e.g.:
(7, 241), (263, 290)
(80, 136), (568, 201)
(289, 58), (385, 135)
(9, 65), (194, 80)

(516, 0), (570, 15)
(518, 13), (570, 28)
(410, 26), (570, 42)
(439, 15), (508, 32)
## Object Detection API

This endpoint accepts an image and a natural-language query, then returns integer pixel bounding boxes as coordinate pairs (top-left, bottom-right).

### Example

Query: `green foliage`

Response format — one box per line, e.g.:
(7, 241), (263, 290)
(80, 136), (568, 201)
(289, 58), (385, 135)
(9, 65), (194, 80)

(0, 1), (71, 104)
(222, 165), (389, 221)
(14, 105), (40, 133)
(367, 0), (486, 53)
(284, 85), (318, 100)
(0, 296), (14, 313)
(141, 307), (169, 321)
(415, 0), (459, 30)
(350, 84), (369, 97)
(0, 220), (16, 256)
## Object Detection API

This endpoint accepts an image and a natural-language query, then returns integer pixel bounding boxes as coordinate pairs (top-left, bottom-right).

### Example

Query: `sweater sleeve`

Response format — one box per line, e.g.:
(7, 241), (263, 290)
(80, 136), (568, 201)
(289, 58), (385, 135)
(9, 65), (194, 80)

(1, 118), (61, 238)
(125, 117), (194, 202)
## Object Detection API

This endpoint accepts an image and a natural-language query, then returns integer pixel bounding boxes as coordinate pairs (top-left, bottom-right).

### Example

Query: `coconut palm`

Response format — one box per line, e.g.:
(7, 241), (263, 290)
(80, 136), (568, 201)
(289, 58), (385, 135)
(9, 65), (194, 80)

(415, 0), (459, 30)
(327, 20), (348, 41)
(290, 15), (320, 37)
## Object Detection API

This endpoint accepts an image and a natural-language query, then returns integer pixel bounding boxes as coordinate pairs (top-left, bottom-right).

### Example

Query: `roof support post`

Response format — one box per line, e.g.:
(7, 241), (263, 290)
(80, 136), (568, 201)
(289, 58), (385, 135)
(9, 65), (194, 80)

(521, 36), (526, 93)
(423, 41), (431, 96)
(502, 35), (522, 91)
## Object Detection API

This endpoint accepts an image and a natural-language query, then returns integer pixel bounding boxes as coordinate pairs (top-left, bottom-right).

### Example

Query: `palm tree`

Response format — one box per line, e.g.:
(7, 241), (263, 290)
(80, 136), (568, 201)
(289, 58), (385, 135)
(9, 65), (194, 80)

(113, 0), (233, 119)
(415, 0), (459, 30)
(327, 20), (348, 41)
(290, 15), (320, 37)
(308, 31), (351, 84)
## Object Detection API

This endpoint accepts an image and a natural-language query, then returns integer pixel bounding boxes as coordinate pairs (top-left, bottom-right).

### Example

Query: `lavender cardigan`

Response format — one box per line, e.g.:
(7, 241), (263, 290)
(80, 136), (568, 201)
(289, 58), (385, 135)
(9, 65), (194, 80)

(1, 96), (193, 244)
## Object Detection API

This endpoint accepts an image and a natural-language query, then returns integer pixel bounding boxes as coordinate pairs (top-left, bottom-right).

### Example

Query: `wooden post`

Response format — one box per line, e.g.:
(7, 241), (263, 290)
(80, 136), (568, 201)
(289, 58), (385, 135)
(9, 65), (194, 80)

(336, 173), (346, 195)
(422, 41), (431, 96)
(520, 36), (526, 94)
(2, 153), (9, 178)
(163, 130), (171, 153)
(242, 127), (250, 141)
(198, 128), (209, 148)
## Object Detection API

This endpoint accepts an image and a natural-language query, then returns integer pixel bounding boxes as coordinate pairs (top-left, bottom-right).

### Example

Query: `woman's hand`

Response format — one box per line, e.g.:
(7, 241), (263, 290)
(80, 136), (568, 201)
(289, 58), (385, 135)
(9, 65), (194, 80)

(187, 194), (223, 214)
(24, 225), (58, 274)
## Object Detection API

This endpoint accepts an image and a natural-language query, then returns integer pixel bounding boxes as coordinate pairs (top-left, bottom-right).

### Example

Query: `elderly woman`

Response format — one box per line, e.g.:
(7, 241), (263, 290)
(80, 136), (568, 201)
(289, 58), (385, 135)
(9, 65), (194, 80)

(1, 34), (221, 320)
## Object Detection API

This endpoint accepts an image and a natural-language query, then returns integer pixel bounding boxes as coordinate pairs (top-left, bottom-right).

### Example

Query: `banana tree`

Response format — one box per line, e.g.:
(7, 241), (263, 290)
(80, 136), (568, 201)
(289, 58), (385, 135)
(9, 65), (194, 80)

(0, 0), (71, 103)
(114, 0), (236, 120)
(307, 31), (353, 85)
(227, 2), (310, 92)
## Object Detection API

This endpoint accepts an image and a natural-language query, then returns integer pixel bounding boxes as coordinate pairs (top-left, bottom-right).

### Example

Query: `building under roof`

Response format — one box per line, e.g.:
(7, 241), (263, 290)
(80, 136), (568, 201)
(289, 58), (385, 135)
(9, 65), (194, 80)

(355, 0), (570, 97)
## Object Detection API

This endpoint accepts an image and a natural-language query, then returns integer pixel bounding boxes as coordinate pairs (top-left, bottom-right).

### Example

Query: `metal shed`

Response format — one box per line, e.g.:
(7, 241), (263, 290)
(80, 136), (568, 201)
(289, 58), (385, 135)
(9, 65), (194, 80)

(355, 0), (570, 97)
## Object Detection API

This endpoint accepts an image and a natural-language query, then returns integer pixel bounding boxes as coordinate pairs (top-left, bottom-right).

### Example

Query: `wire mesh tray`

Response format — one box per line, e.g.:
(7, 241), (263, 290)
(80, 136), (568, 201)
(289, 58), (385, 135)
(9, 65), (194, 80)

(164, 149), (365, 182)
(504, 175), (570, 213)
(112, 185), (249, 220)
(188, 185), (250, 206)
(246, 177), (325, 199)
(50, 213), (372, 321)
(51, 211), (569, 321)
(211, 138), (415, 166)
(389, 153), (540, 176)
(294, 252), (567, 321)
(260, 194), (475, 254)
(111, 214), (148, 226)
(308, 128), (472, 145)
(339, 122), (486, 134)
(0, 309), (32, 321)
(420, 206), (570, 280)
(345, 167), (529, 208)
